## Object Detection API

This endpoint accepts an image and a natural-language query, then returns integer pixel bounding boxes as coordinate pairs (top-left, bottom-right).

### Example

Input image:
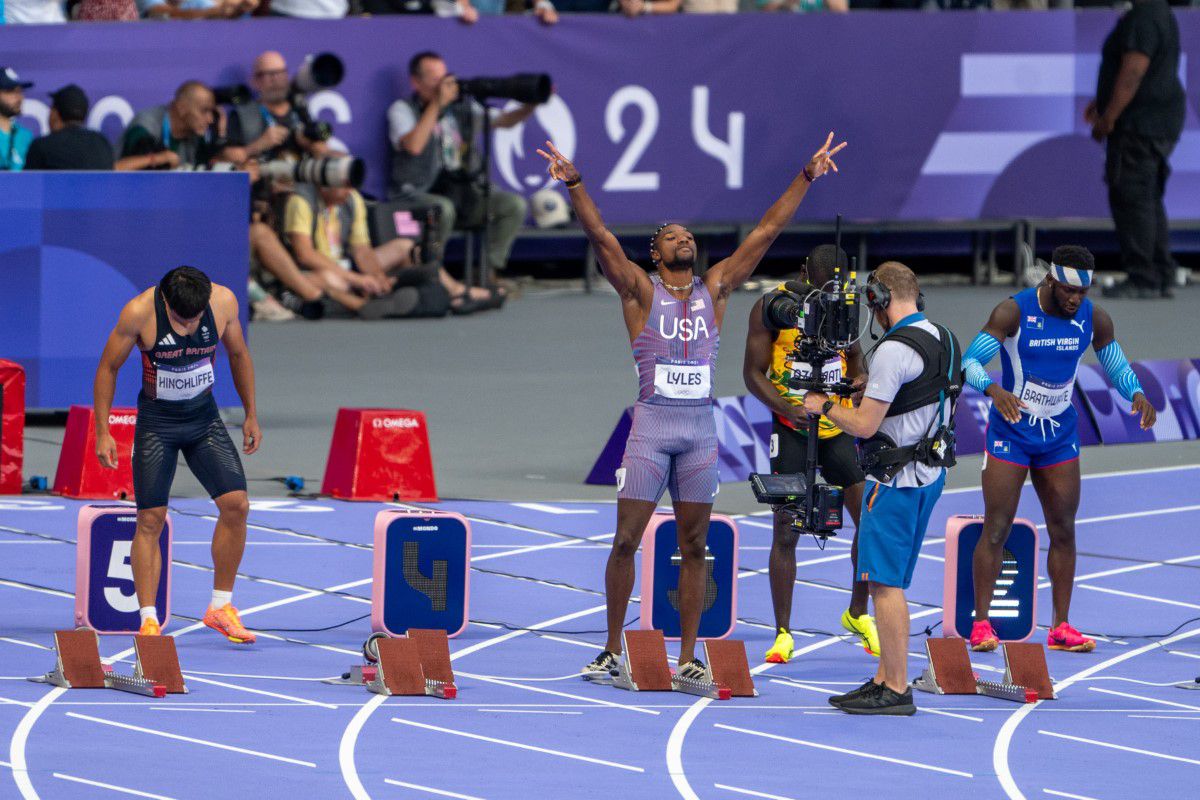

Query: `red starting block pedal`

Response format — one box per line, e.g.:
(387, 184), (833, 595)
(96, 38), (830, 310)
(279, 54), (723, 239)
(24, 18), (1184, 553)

(327, 630), (456, 699)
(134, 635), (187, 694)
(912, 637), (1050, 703)
(29, 629), (165, 697)
(588, 630), (756, 700)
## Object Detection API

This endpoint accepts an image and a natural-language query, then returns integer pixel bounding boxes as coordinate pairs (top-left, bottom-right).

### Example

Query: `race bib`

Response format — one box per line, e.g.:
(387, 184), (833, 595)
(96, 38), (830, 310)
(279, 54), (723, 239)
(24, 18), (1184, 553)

(1019, 377), (1073, 419)
(786, 357), (843, 397)
(653, 358), (711, 400)
(156, 361), (215, 401)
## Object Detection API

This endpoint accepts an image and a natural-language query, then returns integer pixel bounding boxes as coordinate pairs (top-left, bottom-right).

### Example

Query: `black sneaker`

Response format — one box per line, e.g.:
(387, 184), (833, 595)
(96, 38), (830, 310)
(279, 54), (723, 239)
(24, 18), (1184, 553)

(582, 650), (619, 681)
(828, 679), (881, 707)
(676, 658), (709, 682)
(836, 684), (916, 716)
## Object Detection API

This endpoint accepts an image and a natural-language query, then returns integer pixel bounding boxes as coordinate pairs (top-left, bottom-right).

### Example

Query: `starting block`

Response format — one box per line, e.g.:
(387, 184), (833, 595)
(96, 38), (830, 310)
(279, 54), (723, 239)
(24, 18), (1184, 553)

(29, 629), (169, 698)
(326, 629), (456, 699)
(133, 635), (188, 694)
(912, 637), (1054, 703)
(584, 629), (756, 700)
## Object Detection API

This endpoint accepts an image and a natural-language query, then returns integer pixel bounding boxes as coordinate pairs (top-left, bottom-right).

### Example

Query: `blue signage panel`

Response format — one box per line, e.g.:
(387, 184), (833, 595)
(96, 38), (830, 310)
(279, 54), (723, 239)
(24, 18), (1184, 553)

(82, 507), (169, 633)
(953, 520), (1038, 641)
(648, 518), (737, 640)
(380, 515), (469, 636)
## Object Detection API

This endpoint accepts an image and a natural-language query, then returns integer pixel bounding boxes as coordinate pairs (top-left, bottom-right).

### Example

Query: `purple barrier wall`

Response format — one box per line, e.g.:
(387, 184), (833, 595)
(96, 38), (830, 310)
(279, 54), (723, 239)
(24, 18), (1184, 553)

(586, 359), (1199, 486)
(3, 12), (1199, 220)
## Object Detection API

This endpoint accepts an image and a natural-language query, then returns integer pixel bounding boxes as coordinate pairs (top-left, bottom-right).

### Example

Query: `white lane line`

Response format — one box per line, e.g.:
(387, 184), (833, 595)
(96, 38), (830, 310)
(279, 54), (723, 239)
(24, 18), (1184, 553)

(1041, 554), (1200, 588)
(0, 697), (36, 709)
(383, 779), (486, 800)
(147, 708), (254, 714)
(1086, 686), (1200, 712)
(1040, 504), (1200, 529)
(180, 675), (337, 709)
(390, 717), (643, 773)
(537, 634), (603, 651)
(456, 671), (658, 716)
(52, 773), (178, 799)
(512, 503), (598, 515)
(0, 638), (52, 651)
(1127, 715), (1200, 721)
(340, 603), (609, 800)
(11, 578), (370, 798)
(472, 533), (614, 564)
(1038, 729), (1200, 767)
(1042, 790), (1102, 800)
(994, 627), (1200, 800)
(0, 580), (72, 599)
(66, 712), (316, 767)
(666, 605), (943, 800)
(477, 709), (583, 716)
(921, 707), (985, 723)
(1076, 584), (1200, 611)
(714, 723), (973, 778)
(1171, 651), (1200, 661)
(714, 784), (799, 800)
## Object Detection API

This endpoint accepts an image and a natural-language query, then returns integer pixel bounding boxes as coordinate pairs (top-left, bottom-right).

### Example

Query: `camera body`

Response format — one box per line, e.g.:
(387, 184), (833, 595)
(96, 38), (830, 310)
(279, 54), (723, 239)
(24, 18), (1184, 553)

(750, 473), (843, 536)
(749, 266), (862, 539)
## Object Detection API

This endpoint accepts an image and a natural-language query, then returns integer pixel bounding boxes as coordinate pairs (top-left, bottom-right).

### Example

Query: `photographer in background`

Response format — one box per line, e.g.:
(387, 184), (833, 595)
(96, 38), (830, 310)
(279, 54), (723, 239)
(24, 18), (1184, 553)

(799, 262), (959, 716)
(743, 244), (877, 666)
(387, 51), (536, 284)
(228, 51), (331, 163)
(116, 81), (242, 171)
(283, 182), (495, 316)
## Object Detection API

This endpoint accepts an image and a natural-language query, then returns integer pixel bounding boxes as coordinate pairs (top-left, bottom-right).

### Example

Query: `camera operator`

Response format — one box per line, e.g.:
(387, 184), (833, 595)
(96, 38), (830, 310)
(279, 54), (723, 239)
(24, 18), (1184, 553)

(116, 81), (241, 171)
(387, 51), (537, 284)
(800, 262), (959, 716)
(743, 244), (877, 665)
(227, 51), (331, 163)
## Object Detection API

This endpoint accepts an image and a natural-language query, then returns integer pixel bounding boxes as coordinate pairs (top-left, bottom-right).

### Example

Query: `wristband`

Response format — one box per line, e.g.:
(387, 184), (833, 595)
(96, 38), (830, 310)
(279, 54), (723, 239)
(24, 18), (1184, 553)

(565, 177), (581, 189)
(802, 166), (816, 183)
(821, 398), (835, 415)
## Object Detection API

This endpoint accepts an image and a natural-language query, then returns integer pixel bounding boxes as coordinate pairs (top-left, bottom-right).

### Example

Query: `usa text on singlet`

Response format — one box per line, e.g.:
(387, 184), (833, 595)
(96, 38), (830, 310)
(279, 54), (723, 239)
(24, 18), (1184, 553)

(632, 276), (720, 405)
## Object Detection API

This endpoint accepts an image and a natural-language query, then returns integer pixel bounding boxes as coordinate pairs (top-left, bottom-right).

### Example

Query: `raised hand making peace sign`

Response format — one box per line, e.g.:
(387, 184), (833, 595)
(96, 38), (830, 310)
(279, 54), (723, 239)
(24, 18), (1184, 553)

(805, 131), (847, 180)
(536, 140), (581, 186)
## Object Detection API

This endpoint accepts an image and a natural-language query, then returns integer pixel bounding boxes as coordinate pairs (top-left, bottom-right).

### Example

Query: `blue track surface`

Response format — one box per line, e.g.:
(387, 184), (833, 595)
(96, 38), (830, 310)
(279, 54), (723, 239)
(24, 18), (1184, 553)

(2, 466), (1199, 800)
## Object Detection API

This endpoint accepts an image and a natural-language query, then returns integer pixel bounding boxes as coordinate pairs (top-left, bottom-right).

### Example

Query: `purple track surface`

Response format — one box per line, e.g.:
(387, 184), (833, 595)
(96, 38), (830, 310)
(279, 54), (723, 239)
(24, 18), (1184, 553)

(2, 465), (1199, 800)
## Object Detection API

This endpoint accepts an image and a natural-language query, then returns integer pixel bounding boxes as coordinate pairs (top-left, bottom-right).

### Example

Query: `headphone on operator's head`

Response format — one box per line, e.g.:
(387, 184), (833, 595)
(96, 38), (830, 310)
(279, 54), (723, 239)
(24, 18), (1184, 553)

(862, 270), (925, 313)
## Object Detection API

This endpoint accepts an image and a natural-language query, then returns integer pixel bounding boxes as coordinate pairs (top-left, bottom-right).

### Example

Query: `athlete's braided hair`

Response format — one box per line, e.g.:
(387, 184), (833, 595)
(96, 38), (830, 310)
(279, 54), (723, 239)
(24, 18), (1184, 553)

(649, 222), (677, 265)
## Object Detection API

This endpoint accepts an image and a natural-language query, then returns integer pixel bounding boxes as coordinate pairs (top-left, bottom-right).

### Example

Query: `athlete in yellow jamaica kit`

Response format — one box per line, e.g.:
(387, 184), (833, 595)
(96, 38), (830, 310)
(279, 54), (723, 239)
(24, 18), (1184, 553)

(743, 245), (879, 661)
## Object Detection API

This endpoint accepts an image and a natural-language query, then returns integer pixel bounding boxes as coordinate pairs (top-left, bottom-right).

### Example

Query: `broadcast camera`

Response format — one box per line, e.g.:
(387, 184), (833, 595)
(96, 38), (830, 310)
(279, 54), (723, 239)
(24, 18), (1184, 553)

(749, 225), (862, 539)
(456, 74), (552, 105)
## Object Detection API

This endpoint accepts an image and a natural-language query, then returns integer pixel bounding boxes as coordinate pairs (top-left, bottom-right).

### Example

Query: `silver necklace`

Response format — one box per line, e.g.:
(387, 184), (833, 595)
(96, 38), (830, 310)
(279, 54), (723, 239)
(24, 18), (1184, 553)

(662, 279), (692, 292)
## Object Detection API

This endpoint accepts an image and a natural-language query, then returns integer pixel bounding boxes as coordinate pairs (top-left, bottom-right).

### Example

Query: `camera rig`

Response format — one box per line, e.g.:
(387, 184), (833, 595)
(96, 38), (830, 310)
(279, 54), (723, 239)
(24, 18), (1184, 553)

(749, 219), (862, 540)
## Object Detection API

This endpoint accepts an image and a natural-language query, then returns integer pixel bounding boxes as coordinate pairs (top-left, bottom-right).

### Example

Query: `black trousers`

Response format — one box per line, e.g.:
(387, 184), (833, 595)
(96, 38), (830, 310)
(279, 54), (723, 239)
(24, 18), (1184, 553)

(1105, 131), (1178, 290)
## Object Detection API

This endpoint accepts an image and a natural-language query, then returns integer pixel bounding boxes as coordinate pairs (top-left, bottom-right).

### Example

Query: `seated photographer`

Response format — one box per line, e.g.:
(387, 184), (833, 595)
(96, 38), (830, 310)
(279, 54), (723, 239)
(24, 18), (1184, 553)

(743, 244), (877, 665)
(116, 82), (241, 171)
(387, 51), (537, 285)
(282, 182), (496, 317)
(227, 51), (331, 163)
(799, 262), (960, 716)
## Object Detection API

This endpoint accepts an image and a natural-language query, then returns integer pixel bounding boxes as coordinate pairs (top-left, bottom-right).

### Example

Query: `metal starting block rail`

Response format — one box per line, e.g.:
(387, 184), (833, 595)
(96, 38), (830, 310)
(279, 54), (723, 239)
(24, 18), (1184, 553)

(326, 629), (456, 699)
(912, 637), (1054, 703)
(28, 629), (173, 698)
(583, 630), (756, 700)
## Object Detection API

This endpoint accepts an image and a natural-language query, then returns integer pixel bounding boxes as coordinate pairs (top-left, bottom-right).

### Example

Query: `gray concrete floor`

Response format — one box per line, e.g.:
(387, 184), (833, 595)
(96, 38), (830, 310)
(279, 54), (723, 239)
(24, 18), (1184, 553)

(23, 281), (1200, 515)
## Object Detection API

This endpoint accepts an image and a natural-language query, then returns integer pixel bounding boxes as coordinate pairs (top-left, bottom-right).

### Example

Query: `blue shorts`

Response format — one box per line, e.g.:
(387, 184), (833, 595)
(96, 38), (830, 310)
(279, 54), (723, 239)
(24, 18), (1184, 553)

(985, 411), (1080, 470)
(857, 472), (945, 589)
